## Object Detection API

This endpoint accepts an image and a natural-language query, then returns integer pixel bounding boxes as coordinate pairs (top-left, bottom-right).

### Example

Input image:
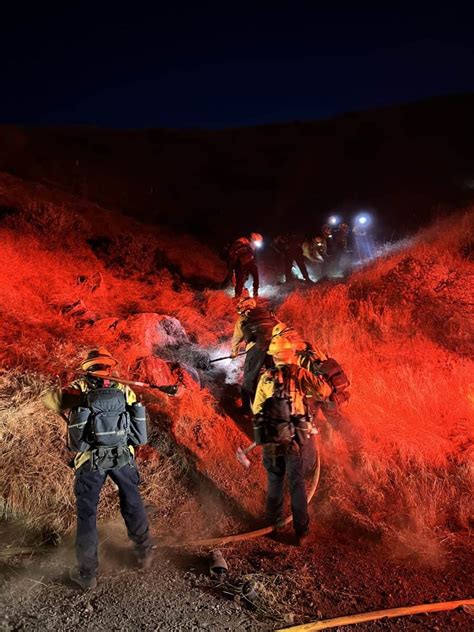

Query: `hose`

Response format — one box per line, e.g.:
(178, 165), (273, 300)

(162, 436), (321, 548)
(275, 599), (474, 631)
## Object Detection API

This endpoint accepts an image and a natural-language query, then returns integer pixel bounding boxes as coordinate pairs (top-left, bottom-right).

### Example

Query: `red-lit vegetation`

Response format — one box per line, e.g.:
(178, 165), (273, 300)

(279, 215), (474, 554)
(0, 173), (473, 557)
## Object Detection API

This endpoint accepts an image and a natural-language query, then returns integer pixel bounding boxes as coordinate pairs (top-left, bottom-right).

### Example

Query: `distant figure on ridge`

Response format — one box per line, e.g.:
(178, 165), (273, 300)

(227, 232), (263, 298)
(302, 234), (328, 280)
(332, 222), (350, 275)
(272, 233), (313, 284)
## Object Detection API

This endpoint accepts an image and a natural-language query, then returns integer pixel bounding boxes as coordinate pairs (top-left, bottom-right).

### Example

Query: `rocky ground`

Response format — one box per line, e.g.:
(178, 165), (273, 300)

(1, 515), (472, 631)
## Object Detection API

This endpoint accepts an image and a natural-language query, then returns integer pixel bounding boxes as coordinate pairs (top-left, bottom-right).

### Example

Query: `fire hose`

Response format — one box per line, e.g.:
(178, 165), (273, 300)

(162, 435), (321, 548)
(275, 599), (474, 631)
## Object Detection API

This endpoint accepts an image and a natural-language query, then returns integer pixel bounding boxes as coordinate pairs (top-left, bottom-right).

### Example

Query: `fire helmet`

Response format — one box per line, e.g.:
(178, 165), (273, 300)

(271, 322), (290, 338)
(271, 323), (306, 351)
(80, 347), (118, 373)
(237, 297), (257, 314)
(268, 336), (297, 358)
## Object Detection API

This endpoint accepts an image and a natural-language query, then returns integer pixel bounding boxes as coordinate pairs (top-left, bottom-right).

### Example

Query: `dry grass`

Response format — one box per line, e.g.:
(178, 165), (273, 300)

(277, 210), (474, 547)
(0, 195), (243, 537)
(0, 184), (473, 551)
(0, 370), (74, 535)
(0, 370), (195, 539)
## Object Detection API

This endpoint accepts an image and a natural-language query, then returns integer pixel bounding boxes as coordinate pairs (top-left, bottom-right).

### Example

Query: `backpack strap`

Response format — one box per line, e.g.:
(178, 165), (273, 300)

(273, 366), (296, 415)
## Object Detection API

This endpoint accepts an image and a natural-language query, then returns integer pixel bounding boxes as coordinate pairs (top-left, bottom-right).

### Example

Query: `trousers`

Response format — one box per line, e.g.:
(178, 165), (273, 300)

(284, 251), (310, 282)
(242, 344), (269, 410)
(74, 461), (153, 578)
(235, 261), (259, 297)
(263, 440), (315, 535)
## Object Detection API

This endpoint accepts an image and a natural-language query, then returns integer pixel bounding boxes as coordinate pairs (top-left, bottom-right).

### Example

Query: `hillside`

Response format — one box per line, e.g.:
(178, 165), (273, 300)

(1, 93), (474, 243)
(0, 172), (473, 630)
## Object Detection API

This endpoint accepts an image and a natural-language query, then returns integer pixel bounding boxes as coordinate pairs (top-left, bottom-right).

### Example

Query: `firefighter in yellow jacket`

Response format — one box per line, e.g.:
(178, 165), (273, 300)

(230, 297), (280, 411)
(43, 348), (153, 590)
(252, 337), (331, 546)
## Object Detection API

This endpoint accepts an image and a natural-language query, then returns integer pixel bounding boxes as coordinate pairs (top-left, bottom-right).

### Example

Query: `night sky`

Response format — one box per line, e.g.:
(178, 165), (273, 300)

(2, 3), (474, 129)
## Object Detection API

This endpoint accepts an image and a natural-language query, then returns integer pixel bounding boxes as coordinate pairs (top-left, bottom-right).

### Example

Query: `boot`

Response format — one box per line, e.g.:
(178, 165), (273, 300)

(69, 567), (97, 591)
(295, 530), (311, 547)
(136, 548), (154, 570)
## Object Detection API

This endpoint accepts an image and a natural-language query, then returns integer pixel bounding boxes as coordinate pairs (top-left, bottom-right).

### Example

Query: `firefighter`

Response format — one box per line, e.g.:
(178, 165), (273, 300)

(43, 348), (153, 590)
(273, 234), (312, 284)
(252, 337), (331, 546)
(302, 236), (324, 262)
(228, 232), (262, 298)
(231, 297), (279, 411)
(352, 219), (375, 263)
(302, 235), (328, 280)
(332, 222), (350, 275)
(321, 224), (333, 255)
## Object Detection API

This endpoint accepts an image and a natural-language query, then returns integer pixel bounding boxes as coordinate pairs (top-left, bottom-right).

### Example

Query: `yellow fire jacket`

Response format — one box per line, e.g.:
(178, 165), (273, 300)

(231, 315), (255, 355)
(252, 362), (332, 416)
(43, 379), (137, 470)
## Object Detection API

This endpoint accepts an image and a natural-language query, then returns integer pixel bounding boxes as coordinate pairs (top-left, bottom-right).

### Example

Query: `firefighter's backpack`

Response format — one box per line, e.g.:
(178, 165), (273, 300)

(242, 308), (279, 344)
(299, 348), (350, 400)
(68, 387), (147, 468)
(256, 367), (295, 445)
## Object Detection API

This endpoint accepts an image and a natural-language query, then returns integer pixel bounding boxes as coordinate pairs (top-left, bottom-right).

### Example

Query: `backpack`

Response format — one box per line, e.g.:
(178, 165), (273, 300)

(229, 238), (254, 266)
(242, 308), (279, 345)
(256, 367), (295, 445)
(299, 348), (350, 399)
(67, 387), (147, 470)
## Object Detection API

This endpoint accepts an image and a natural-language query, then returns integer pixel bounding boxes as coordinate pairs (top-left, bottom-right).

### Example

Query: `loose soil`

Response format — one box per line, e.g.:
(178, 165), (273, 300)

(1, 517), (472, 631)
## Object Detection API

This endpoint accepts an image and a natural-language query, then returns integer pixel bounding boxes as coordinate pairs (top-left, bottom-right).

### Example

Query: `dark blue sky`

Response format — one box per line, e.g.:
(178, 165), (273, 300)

(2, 2), (473, 128)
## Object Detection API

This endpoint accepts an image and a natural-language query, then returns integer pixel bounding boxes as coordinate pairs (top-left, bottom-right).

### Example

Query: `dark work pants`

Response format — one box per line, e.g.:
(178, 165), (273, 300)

(284, 252), (310, 282)
(242, 344), (268, 410)
(263, 441), (313, 535)
(235, 261), (259, 297)
(74, 462), (152, 578)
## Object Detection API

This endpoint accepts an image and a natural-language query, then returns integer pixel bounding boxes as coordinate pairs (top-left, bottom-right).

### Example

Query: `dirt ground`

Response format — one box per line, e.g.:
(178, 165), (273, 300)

(1, 516), (472, 632)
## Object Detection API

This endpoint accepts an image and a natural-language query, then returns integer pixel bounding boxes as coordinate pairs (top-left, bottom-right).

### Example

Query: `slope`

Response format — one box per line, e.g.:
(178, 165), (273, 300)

(1, 93), (474, 243)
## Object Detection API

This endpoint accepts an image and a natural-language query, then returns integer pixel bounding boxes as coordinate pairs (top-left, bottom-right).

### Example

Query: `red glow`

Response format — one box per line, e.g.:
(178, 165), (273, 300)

(0, 176), (473, 552)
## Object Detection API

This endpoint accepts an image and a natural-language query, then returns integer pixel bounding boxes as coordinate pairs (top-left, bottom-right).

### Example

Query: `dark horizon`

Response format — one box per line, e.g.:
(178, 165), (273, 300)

(2, 3), (474, 129)
(3, 92), (474, 134)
